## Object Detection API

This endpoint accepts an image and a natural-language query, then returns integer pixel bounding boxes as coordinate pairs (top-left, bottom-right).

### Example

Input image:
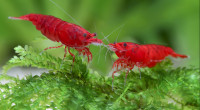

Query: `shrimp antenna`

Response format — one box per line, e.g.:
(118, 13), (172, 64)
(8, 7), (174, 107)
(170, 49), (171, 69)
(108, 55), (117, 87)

(101, 32), (112, 51)
(102, 24), (125, 41)
(105, 48), (109, 61)
(97, 45), (102, 63)
(115, 25), (124, 43)
(101, 32), (110, 44)
(48, 0), (81, 26)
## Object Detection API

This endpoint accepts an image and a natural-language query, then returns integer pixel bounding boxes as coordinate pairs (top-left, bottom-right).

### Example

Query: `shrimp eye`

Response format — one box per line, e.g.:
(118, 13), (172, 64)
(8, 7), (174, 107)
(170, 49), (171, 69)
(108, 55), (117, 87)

(93, 33), (97, 36)
(83, 33), (87, 37)
(91, 33), (97, 37)
(123, 43), (127, 47)
(113, 42), (116, 44)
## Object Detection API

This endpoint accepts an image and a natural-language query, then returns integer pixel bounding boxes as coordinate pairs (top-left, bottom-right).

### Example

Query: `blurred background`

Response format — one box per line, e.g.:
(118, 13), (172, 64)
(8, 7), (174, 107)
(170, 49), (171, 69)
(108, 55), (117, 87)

(0, 0), (199, 75)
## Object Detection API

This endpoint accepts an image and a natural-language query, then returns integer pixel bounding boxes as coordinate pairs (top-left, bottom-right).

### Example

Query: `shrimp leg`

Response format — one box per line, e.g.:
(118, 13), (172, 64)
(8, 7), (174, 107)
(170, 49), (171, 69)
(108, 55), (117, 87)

(75, 47), (92, 62)
(83, 47), (92, 62)
(138, 67), (141, 79)
(63, 46), (67, 60)
(60, 46), (67, 68)
(68, 47), (75, 63)
(44, 44), (64, 51)
(40, 44), (64, 55)
(124, 67), (134, 86)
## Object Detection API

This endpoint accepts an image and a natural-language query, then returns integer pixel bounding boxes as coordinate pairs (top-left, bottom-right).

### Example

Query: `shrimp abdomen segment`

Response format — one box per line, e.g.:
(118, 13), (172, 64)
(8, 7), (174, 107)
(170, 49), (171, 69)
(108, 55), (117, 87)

(141, 44), (187, 67)
(9, 14), (64, 42)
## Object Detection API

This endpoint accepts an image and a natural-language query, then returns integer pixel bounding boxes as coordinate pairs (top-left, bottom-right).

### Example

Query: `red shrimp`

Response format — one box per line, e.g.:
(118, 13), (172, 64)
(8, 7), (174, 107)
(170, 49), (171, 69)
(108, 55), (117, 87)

(9, 14), (103, 62)
(108, 42), (188, 89)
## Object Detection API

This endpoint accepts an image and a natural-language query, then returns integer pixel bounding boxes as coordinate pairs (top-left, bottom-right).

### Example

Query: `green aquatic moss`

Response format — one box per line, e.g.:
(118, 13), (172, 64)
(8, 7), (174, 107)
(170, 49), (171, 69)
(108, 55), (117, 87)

(0, 45), (199, 109)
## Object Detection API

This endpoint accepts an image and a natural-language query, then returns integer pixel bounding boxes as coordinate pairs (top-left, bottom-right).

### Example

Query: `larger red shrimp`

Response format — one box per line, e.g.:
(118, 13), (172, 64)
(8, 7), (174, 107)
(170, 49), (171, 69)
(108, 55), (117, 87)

(108, 42), (188, 89)
(9, 14), (103, 62)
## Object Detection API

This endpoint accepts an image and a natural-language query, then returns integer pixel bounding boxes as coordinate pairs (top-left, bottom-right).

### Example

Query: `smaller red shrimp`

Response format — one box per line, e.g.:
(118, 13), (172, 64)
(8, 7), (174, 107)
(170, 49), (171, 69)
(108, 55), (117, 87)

(108, 42), (188, 89)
